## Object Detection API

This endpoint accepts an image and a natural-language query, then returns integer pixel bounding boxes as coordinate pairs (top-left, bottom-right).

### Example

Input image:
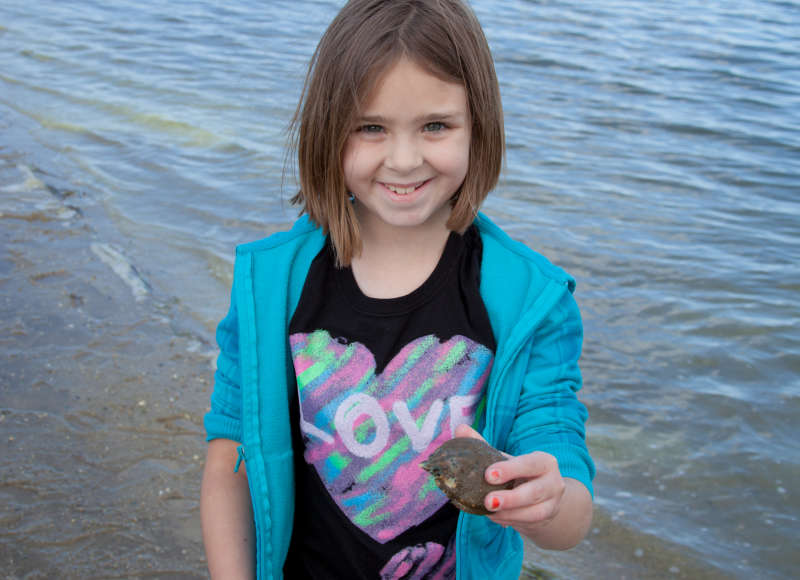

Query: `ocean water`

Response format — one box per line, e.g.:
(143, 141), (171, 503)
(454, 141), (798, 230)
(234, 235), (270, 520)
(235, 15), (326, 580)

(1, 0), (799, 578)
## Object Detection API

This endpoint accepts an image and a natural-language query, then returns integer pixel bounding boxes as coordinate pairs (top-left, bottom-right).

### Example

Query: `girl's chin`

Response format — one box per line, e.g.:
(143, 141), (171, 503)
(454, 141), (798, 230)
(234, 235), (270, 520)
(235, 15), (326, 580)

(363, 208), (452, 233)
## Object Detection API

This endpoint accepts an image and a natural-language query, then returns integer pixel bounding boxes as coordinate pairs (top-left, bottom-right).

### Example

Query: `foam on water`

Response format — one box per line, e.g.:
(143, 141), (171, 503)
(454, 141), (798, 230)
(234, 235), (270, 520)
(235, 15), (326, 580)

(90, 243), (150, 302)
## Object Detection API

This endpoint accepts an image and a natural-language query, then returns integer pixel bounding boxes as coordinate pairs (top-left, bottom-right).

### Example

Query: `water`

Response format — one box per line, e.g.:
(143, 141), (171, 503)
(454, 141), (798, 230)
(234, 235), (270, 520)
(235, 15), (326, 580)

(1, 0), (799, 578)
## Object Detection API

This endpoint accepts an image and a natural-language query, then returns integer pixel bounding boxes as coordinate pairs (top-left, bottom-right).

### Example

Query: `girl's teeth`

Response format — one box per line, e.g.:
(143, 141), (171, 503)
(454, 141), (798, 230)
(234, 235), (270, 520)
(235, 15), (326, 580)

(386, 183), (419, 195)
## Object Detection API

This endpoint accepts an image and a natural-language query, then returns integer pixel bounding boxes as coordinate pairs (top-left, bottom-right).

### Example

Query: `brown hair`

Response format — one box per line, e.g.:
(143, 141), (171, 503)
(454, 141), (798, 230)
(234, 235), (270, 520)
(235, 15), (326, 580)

(289, 0), (504, 266)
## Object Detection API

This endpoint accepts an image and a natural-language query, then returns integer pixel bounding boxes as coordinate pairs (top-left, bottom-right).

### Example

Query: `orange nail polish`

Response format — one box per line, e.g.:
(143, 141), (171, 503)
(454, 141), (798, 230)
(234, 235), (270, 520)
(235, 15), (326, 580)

(490, 470), (500, 481)
(491, 497), (500, 510)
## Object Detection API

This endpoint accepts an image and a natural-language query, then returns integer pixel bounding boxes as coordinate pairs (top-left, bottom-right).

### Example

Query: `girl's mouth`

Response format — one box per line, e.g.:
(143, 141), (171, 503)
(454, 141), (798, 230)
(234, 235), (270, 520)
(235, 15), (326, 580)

(382, 179), (430, 195)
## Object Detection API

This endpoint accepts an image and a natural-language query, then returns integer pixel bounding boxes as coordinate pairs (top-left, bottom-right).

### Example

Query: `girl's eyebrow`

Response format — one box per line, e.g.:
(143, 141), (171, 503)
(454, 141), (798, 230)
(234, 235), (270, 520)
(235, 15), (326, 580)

(357, 112), (467, 124)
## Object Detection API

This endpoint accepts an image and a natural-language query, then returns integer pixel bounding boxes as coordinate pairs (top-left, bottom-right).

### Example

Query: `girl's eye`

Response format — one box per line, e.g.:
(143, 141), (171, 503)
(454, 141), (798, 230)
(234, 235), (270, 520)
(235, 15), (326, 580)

(424, 121), (446, 132)
(358, 124), (384, 134)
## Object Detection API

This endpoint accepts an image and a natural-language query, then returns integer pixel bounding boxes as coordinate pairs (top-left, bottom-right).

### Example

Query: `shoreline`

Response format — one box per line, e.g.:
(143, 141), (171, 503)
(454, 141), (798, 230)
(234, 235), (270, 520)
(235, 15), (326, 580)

(1, 162), (212, 577)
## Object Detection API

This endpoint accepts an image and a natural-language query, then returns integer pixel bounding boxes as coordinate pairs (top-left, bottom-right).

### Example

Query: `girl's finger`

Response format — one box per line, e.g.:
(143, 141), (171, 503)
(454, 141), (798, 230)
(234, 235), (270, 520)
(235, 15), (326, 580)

(484, 476), (560, 513)
(487, 500), (559, 527)
(453, 423), (485, 441)
(485, 451), (558, 485)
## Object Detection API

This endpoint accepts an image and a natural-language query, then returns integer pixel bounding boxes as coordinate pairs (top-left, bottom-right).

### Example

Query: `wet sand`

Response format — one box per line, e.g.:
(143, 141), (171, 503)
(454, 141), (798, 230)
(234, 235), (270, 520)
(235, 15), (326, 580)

(1, 167), (212, 578)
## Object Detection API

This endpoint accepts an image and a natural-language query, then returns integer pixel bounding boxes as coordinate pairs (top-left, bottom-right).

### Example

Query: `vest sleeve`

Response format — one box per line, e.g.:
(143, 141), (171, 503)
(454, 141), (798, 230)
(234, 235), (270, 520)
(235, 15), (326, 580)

(507, 288), (595, 497)
(204, 278), (244, 443)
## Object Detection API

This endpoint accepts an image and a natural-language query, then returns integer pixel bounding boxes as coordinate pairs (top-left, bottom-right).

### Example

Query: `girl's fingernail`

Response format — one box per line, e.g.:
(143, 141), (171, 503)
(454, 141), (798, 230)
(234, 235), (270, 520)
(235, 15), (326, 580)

(490, 496), (501, 510)
(489, 470), (500, 482)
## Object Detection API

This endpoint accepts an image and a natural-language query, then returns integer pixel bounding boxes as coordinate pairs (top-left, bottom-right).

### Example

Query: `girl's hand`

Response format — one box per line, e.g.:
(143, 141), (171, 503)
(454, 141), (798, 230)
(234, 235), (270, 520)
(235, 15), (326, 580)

(453, 424), (592, 549)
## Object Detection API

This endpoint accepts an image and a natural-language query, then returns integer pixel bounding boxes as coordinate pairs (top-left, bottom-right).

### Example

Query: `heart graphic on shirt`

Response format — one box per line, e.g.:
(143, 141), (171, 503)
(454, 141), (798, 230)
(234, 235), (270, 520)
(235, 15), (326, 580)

(291, 330), (492, 543)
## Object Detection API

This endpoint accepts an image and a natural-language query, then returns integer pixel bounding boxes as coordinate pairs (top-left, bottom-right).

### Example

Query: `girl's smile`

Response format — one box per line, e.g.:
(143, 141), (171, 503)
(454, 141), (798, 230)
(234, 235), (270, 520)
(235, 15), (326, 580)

(381, 180), (431, 196)
(343, 57), (471, 237)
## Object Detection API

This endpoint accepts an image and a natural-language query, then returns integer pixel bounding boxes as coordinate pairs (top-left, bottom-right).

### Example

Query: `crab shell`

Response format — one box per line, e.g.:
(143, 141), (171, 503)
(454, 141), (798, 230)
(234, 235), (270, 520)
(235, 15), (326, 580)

(420, 437), (515, 515)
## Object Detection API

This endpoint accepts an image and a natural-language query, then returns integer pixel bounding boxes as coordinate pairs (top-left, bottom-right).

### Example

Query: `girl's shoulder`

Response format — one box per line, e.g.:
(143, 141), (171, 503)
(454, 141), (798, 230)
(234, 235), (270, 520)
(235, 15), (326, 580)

(475, 212), (575, 292)
(475, 213), (580, 346)
(234, 215), (324, 257)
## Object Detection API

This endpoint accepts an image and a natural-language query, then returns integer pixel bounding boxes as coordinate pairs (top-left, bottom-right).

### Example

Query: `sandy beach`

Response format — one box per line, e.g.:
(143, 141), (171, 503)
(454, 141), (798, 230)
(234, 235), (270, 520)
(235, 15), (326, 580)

(0, 163), (211, 577)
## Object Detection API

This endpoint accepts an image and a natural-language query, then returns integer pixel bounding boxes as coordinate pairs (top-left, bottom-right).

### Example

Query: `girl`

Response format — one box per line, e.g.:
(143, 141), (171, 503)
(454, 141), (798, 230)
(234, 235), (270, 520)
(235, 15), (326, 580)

(201, 1), (595, 578)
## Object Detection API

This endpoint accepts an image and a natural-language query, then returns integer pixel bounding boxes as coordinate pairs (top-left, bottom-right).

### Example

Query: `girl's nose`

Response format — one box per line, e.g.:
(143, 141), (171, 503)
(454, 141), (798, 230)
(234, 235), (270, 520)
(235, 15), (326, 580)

(385, 135), (422, 173)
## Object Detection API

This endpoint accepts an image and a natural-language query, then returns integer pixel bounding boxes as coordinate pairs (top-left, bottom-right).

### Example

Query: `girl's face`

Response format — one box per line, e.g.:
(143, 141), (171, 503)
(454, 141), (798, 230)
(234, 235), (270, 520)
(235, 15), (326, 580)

(343, 58), (471, 238)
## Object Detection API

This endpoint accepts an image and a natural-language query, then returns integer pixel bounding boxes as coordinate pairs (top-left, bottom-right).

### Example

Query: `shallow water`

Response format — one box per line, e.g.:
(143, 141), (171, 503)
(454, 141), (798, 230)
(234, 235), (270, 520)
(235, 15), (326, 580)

(1, 0), (799, 578)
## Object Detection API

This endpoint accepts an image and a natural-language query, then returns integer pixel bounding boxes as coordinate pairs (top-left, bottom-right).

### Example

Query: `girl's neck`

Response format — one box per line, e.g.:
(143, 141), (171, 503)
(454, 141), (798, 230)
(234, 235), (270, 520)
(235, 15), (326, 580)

(350, 207), (453, 299)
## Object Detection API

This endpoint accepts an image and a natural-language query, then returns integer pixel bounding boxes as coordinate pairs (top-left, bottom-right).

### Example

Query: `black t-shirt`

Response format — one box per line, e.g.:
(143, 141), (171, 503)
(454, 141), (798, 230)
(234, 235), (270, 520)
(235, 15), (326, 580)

(284, 225), (495, 579)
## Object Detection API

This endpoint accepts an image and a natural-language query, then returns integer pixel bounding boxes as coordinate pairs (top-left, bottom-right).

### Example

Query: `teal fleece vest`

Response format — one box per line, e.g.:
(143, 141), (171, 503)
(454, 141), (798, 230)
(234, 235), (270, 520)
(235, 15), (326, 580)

(205, 213), (594, 579)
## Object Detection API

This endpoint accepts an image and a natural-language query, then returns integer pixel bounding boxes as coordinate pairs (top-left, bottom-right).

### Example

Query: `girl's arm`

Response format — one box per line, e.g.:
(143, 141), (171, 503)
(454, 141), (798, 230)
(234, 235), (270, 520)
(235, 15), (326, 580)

(458, 284), (594, 548)
(201, 438), (256, 579)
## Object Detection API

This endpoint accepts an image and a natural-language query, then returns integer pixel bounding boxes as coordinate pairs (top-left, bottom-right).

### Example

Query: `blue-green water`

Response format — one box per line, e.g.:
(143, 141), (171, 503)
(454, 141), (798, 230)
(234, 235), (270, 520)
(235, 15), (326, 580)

(1, 0), (798, 577)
